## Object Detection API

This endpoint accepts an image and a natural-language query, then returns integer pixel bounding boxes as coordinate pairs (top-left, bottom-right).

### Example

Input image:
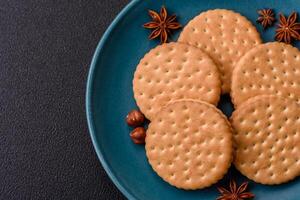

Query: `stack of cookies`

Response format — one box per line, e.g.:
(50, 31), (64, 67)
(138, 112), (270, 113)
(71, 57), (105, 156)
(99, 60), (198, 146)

(132, 9), (300, 189)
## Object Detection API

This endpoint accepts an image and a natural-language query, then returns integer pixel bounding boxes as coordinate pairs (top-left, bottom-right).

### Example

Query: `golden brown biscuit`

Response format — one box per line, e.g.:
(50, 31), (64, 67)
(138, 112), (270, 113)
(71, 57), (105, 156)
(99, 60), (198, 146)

(146, 100), (233, 189)
(231, 95), (300, 184)
(133, 42), (221, 120)
(232, 42), (300, 108)
(178, 9), (261, 93)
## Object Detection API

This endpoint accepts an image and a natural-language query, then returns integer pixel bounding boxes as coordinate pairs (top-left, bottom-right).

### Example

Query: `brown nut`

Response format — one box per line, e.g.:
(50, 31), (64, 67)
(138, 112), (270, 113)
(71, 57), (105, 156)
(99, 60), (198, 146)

(130, 127), (146, 144)
(126, 110), (145, 127)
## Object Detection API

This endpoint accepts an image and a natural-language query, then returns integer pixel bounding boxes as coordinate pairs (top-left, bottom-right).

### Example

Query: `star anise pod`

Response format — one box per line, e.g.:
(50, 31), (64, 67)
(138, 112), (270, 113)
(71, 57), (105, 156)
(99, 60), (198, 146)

(256, 9), (275, 29)
(216, 180), (255, 200)
(143, 6), (181, 43)
(275, 12), (300, 44)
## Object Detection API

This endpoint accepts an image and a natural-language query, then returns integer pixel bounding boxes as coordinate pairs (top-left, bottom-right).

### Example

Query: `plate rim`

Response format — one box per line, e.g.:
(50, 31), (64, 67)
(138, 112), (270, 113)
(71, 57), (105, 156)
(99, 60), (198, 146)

(86, 0), (141, 199)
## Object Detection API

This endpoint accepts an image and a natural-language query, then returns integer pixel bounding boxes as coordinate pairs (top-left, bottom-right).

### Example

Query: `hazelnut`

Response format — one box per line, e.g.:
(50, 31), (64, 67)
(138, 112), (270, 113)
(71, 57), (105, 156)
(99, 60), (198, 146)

(126, 110), (145, 127)
(130, 127), (146, 144)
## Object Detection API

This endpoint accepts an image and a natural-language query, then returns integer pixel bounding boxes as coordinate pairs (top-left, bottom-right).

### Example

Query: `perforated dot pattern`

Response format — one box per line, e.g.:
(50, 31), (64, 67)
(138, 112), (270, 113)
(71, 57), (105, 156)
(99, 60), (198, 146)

(231, 95), (300, 185)
(145, 100), (233, 189)
(232, 42), (300, 107)
(178, 9), (262, 93)
(133, 42), (221, 120)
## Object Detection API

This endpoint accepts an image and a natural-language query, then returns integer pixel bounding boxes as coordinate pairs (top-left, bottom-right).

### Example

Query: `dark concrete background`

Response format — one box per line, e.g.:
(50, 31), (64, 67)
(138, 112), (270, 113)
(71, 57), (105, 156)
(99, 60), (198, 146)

(0, 0), (129, 199)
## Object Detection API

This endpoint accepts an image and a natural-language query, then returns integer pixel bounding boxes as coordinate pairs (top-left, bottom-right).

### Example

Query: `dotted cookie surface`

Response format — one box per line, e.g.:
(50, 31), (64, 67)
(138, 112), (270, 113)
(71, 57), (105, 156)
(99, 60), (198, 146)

(145, 100), (232, 189)
(178, 9), (261, 93)
(231, 95), (300, 185)
(133, 42), (221, 120)
(232, 42), (300, 107)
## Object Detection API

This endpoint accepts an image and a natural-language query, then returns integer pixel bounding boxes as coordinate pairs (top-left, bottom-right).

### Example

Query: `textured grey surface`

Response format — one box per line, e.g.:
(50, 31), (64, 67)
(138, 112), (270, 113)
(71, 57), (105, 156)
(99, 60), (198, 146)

(0, 0), (129, 199)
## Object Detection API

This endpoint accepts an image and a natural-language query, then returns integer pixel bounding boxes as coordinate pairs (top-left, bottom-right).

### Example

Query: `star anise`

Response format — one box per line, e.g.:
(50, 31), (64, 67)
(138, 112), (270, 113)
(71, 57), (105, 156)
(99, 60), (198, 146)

(216, 180), (255, 200)
(143, 6), (181, 43)
(275, 12), (300, 44)
(256, 9), (275, 29)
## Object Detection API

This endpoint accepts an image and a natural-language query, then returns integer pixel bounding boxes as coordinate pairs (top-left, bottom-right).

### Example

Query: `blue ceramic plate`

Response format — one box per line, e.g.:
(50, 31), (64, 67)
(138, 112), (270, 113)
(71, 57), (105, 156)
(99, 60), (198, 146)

(86, 0), (300, 199)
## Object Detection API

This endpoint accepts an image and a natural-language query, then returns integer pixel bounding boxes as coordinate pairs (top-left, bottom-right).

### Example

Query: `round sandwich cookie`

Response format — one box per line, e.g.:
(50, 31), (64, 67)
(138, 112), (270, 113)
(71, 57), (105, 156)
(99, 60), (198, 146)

(231, 95), (300, 185)
(133, 42), (221, 121)
(178, 9), (261, 93)
(145, 100), (233, 190)
(231, 42), (300, 108)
